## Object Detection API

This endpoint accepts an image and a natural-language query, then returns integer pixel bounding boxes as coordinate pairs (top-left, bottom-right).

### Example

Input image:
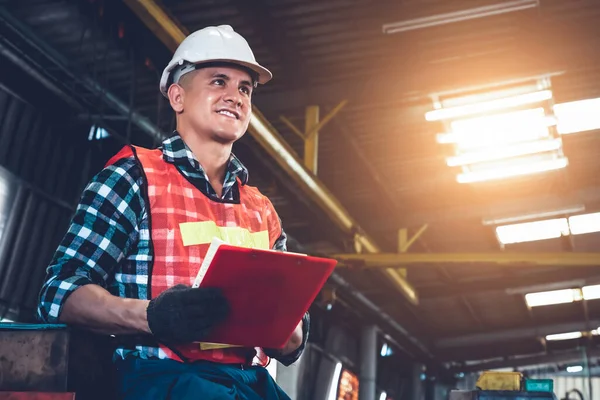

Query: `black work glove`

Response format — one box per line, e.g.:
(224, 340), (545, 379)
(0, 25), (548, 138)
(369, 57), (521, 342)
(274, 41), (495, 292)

(146, 284), (230, 345)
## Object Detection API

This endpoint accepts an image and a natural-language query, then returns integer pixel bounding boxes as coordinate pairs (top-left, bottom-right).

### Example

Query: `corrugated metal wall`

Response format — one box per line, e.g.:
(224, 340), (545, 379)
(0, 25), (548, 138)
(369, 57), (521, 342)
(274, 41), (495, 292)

(552, 376), (599, 399)
(0, 84), (104, 322)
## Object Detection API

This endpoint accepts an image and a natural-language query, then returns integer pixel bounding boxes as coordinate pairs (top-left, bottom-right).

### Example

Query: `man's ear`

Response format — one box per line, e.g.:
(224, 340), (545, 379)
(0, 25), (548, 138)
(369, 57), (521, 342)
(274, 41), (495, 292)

(168, 84), (185, 113)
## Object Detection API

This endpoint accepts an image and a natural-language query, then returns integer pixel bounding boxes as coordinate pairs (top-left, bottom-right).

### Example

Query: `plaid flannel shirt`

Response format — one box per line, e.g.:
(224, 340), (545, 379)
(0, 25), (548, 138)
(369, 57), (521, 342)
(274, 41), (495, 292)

(36, 132), (306, 364)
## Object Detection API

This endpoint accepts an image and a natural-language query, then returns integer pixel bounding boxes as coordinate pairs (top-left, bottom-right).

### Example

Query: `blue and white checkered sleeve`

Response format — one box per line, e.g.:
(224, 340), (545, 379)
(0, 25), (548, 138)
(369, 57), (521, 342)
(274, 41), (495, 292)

(37, 156), (145, 323)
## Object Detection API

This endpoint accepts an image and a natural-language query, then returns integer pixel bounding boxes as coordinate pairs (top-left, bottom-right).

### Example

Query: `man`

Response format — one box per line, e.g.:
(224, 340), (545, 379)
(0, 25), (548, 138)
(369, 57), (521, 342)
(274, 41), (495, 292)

(37, 25), (308, 400)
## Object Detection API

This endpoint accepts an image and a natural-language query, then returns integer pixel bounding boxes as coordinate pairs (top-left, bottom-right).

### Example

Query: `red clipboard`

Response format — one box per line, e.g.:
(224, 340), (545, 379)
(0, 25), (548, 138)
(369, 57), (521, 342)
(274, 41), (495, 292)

(197, 243), (337, 349)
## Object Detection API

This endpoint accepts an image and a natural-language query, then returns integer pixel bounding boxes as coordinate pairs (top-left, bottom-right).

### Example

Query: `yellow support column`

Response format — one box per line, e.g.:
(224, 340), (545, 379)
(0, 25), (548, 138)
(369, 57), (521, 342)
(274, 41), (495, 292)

(280, 101), (348, 176)
(304, 106), (320, 174)
(397, 225), (428, 277)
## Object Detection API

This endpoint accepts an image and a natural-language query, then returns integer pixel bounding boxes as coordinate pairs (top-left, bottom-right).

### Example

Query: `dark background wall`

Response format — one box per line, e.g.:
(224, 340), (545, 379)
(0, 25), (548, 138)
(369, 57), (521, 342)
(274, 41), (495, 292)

(0, 83), (120, 322)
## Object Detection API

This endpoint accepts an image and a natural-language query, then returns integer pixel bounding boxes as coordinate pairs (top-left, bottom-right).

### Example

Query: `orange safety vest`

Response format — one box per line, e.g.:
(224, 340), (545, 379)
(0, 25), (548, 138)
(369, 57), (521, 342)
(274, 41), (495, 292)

(109, 145), (282, 365)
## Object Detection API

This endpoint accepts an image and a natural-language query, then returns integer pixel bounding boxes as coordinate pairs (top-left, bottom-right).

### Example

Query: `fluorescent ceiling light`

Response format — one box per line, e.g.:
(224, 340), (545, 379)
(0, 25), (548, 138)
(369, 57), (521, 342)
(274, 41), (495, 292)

(457, 157), (568, 184)
(383, 0), (539, 34)
(569, 212), (600, 235)
(425, 90), (552, 121)
(327, 362), (343, 400)
(497, 218), (570, 245)
(507, 280), (586, 296)
(494, 211), (600, 244)
(525, 288), (581, 307)
(567, 365), (584, 373)
(555, 98), (600, 134)
(582, 284), (600, 300)
(482, 205), (586, 226)
(446, 139), (562, 166)
(546, 331), (583, 341)
(439, 108), (554, 150)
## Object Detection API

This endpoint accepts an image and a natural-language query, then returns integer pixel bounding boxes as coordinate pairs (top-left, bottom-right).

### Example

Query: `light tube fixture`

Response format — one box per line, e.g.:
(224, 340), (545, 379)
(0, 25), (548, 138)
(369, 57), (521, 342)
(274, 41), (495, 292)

(425, 90), (552, 121)
(457, 157), (568, 183)
(383, 0), (539, 34)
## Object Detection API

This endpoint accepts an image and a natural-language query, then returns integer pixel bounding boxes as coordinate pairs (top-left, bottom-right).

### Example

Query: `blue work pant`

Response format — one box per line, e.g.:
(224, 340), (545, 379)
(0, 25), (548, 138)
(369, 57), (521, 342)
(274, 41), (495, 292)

(115, 357), (292, 400)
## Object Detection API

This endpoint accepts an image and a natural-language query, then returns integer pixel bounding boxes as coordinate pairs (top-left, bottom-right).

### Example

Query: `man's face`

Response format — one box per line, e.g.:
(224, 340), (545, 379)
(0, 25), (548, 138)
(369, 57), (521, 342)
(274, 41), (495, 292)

(175, 65), (254, 143)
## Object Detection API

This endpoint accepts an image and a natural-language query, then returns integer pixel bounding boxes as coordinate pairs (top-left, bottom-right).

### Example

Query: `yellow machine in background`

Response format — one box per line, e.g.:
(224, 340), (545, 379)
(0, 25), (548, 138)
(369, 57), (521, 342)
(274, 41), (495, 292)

(476, 371), (524, 391)
(449, 371), (558, 400)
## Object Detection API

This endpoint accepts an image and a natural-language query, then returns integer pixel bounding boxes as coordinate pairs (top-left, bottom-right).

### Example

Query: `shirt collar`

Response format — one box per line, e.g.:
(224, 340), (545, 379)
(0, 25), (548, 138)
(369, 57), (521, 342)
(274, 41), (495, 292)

(161, 132), (249, 185)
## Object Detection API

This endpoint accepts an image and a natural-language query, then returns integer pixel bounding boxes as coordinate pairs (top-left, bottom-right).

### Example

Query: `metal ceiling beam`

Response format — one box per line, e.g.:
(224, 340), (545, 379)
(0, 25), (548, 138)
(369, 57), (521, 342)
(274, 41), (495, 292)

(253, 17), (599, 113)
(366, 186), (600, 232)
(230, 0), (308, 85)
(0, 6), (162, 142)
(419, 268), (600, 299)
(451, 347), (600, 373)
(436, 319), (600, 349)
(121, 0), (418, 305)
(121, 0), (186, 53)
(333, 252), (600, 268)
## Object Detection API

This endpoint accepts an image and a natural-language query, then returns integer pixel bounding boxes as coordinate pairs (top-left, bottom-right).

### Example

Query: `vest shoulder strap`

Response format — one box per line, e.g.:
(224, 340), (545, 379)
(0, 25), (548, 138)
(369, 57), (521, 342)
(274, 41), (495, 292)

(104, 145), (134, 168)
(104, 145), (163, 169)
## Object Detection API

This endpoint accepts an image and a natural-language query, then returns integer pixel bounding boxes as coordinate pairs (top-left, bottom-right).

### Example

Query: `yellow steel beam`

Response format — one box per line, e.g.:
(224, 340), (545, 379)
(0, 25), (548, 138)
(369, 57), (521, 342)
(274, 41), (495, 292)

(280, 100), (347, 142)
(122, 0), (187, 52)
(123, 0), (418, 305)
(396, 225), (428, 277)
(279, 101), (348, 175)
(304, 105), (319, 174)
(398, 224), (428, 253)
(397, 228), (408, 277)
(333, 252), (600, 267)
(278, 116), (306, 140)
(305, 100), (348, 138)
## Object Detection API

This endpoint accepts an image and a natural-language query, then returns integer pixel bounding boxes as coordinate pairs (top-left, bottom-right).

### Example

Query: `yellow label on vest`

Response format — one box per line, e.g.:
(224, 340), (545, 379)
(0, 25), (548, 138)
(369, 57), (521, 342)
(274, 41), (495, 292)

(198, 342), (244, 351)
(179, 221), (269, 249)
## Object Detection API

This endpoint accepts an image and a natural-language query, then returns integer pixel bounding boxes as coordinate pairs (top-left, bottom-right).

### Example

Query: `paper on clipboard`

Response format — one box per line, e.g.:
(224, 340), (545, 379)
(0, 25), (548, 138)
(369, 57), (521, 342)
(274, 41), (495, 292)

(192, 237), (226, 288)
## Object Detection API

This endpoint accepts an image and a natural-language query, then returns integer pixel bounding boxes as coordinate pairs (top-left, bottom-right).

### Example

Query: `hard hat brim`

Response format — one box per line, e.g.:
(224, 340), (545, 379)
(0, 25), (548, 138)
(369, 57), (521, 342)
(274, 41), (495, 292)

(160, 59), (273, 98)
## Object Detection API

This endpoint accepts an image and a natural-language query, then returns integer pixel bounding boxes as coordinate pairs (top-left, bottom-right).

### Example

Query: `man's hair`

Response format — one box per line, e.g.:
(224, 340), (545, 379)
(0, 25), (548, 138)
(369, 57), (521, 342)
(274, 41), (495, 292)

(173, 61), (259, 89)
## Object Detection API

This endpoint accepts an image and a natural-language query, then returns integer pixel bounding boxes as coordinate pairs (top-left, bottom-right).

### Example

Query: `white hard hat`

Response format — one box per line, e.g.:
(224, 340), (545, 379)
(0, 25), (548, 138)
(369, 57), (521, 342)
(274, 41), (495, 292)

(159, 25), (272, 97)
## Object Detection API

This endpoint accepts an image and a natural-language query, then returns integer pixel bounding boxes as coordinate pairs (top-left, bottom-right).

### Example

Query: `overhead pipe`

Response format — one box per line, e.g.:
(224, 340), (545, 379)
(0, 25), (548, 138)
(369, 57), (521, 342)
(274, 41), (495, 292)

(0, 38), (83, 112)
(121, 0), (418, 305)
(0, 7), (163, 142)
(334, 252), (600, 267)
(436, 319), (600, 349)
(451, 347), (600, 373)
